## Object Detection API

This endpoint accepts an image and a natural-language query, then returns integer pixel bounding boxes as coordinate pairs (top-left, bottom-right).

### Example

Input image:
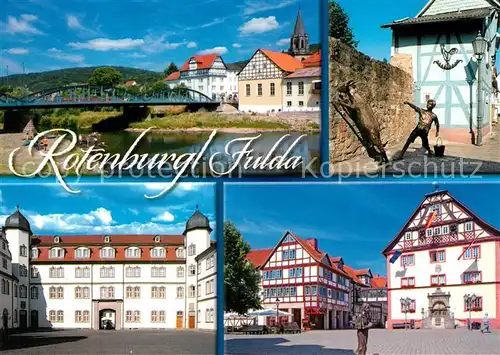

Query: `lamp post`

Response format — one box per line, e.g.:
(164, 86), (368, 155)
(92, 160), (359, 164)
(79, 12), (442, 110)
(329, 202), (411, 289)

(421, 307), (425, 327)
(275, 298), (280, 332)
(400, 298), (411, 330)
(464, 293), (477, 330)
(472, 31), (488, 146)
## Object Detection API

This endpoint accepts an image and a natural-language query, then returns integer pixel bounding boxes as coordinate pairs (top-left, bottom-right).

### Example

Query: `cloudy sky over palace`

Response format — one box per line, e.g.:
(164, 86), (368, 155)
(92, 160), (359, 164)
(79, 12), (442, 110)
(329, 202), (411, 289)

(0, 0), (319, 74)
(225, 182), (500, 276)
(0, 182), (215, 235)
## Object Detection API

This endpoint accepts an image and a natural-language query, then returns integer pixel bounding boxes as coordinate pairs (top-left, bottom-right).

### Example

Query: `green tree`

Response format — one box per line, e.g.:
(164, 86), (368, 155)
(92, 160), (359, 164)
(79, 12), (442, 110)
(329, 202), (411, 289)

(224, 221), (262, 315)
(329, 0), (358, 48)
(8, 87), (23, 97)
(88, 67), (122, 86)
(150, 80), (167, 93)
(164, 62), (179, 77)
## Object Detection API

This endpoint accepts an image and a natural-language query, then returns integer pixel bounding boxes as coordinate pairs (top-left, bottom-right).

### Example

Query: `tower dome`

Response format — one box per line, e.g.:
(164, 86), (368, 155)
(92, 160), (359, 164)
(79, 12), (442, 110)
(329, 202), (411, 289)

(4, 206), (31, 233)
(183, 206), (212, 235)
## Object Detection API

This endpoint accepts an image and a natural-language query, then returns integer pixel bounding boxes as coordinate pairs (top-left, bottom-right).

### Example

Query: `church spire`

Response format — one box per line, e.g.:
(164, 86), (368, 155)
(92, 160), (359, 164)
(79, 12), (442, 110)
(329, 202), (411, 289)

(293, 7), (306, 36)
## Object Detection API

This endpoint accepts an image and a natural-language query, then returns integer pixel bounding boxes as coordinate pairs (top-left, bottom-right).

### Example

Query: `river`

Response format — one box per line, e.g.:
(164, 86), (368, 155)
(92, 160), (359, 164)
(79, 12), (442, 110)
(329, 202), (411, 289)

(96, 130), (320, 176)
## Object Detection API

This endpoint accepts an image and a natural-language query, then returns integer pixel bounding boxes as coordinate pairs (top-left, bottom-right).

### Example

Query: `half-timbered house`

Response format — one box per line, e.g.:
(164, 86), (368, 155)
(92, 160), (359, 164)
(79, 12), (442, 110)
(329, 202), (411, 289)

(237, 50), (304, 113)
(383, 189), (500, 329)
(246, 232), (352, 330)
(382, 0), (500, 144)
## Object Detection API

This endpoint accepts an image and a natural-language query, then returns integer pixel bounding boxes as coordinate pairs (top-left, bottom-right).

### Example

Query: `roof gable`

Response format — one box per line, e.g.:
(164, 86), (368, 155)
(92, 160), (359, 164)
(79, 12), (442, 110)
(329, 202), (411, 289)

(180, 54), (219, 72)
(260, 49), (304, 72)
(417, 0), (499, 17)
(382, 190), (500, 254)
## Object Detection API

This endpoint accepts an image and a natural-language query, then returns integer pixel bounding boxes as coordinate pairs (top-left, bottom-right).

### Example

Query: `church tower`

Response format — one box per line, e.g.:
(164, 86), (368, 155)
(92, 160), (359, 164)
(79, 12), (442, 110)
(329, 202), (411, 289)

(289, 8), (311, 60)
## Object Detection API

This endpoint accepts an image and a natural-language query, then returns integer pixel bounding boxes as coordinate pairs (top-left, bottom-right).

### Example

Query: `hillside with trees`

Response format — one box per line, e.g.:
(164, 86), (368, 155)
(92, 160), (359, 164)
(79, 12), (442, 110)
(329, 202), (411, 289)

(0, 66), (164, 93)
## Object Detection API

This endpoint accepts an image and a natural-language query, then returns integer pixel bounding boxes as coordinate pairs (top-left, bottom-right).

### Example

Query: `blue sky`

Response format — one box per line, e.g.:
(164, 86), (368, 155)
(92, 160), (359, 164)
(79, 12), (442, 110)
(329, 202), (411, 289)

(337, 0), (426, 60)
(0, 182), (216, 236)
(224, 182), (500, 276)
(0, 0), (319, 75)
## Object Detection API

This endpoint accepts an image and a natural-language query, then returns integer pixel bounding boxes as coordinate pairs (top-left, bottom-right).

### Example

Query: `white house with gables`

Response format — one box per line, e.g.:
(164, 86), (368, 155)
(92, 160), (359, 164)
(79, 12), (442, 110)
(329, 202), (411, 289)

(383, 189), (500, 330)
(382, 0), (500, 144)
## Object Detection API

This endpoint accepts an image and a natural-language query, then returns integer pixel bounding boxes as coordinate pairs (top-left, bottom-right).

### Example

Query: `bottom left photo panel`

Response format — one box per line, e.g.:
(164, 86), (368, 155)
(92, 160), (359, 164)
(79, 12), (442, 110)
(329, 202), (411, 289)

(0, 182), (217, 355)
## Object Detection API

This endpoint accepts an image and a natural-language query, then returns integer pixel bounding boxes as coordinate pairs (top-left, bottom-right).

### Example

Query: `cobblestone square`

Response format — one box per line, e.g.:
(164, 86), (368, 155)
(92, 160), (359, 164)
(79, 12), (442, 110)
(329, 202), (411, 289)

(2, 329), (216, 355)
(225, 329), (500, 355)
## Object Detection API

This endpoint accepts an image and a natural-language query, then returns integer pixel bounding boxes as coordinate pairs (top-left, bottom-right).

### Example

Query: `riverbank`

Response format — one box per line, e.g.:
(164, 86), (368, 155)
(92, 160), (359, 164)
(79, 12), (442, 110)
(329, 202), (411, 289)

(129, 112), (320, 132)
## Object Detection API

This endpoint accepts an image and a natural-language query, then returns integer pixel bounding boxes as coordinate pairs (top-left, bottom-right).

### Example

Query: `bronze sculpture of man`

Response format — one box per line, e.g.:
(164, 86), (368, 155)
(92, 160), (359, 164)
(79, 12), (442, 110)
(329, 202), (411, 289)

(334, 80), (389, 163)
(398, 99), (440, 159)
(355, 303), (373, 355)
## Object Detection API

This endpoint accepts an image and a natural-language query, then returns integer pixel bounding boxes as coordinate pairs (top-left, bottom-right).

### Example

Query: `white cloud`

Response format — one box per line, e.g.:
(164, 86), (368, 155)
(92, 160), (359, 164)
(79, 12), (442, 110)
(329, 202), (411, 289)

(239, 16), (279, 35)
(69, 38), (144, 51)
(243, 0), (296, 15)
(276, 38), (289, 46)
(66, 15), (85, 30)
(128, 52), (147, 58)
(232, 43), (242, 48)
(186, 41), (197, 48)
(1, 14), (43, 35)
(21, 207), (114, 232)
(141, 35), (183, 54)
(6, 48), (29, 55)
(152, 211), (175, 223)
(197, 46), (228, 55)
(47, 48), (85, 64)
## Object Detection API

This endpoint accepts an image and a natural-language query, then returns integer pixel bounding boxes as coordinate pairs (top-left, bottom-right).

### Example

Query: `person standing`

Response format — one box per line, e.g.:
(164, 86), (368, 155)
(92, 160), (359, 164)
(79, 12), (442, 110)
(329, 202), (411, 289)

(355, 303), (374, 355)
(396, 99), (440, 159)
(481, 313), (490, 333)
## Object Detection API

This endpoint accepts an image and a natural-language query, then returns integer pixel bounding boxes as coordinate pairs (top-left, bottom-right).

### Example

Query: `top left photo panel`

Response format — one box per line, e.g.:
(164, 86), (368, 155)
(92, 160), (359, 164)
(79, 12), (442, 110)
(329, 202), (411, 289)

(0, 0), (323, 178)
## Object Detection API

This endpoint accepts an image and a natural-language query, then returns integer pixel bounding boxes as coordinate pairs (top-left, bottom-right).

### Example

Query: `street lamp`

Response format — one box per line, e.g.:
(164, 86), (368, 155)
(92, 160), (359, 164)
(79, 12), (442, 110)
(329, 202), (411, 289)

(275, 298), (280, 331)
(400, 297), (412, 330)
(421, 307), (425, 327)
(464, 293), (477, 330)
(472, 31), (488, 146)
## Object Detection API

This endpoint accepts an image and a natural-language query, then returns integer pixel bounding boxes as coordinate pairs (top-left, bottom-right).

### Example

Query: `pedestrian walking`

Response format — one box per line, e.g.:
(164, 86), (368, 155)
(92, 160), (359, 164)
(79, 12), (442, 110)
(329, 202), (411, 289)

(354, 303), (374, 355)
(481, 313), (490, 333)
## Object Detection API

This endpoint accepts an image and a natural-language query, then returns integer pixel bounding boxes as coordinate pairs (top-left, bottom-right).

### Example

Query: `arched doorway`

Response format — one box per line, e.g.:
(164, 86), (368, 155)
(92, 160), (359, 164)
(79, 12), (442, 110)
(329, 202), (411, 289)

(176, 311), (183, 329)
(2, 309), (8, 330)
(30, 310), (39, 329)
(99, 309), (116, 330)
(19, 310), (27, 329)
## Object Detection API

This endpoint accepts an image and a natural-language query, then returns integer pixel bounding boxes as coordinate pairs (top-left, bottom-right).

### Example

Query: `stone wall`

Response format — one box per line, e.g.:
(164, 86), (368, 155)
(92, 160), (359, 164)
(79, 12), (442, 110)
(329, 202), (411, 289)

(329, 38), (415, 163)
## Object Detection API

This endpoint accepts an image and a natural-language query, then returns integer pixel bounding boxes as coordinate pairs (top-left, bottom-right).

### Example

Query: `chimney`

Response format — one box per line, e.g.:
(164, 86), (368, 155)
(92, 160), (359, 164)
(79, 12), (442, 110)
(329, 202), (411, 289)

(305, 238), (318, 250)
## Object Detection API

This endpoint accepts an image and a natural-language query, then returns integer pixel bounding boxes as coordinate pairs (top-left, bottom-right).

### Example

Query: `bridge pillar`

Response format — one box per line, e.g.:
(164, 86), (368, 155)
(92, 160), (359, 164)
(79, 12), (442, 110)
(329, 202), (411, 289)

(3, 110), (36, 133)
(123, 106), (151, 121)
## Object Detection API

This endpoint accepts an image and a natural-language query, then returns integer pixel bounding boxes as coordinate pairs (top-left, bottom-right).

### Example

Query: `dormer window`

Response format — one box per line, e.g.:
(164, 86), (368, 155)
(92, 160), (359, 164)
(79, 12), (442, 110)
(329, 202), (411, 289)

(176, 248), (184, 258)
(104, 236), (110, 243)
(75, 247), (90, 259)
(151, 247), (166, 258)
(465, 222), (473, 232)
(54, 236), (60, 243)
(49, 247), (64, 259)
(31, 248), (38, 259)
(404, 232), (412, 240)
(188, 244), (196, 256)
(338, 261), (344, 269)
(154, 235), (161, 243)
(125, 247), (141, 258)
(100, 247), (115, 259)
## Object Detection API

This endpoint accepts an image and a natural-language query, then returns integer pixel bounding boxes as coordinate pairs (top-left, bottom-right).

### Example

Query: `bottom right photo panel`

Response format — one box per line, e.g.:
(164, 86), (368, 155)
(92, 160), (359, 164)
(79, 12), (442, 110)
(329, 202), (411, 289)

(223, 182), (500, 355)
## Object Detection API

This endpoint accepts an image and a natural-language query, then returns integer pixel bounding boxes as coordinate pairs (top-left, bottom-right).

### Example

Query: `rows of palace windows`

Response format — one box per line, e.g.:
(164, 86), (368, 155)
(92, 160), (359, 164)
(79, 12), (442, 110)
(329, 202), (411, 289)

(1, 279), (11, 295)
(401, 246), (480, 267)
(400, 270), (482, 288)
(264, 286), (297, 298)
(263, 285), (349, 301)
(400, 296), (484, 314)
(47, 310), (179, 323)
(31, 246), (186, 260)
(41, 265), (187, 279)
(30, 285), (184, 300)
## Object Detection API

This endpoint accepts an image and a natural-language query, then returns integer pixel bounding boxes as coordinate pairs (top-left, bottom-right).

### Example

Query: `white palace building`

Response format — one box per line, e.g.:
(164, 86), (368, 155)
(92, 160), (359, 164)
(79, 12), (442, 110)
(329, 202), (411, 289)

(0, 207), (216, 331)
(384, 189), (500, 330)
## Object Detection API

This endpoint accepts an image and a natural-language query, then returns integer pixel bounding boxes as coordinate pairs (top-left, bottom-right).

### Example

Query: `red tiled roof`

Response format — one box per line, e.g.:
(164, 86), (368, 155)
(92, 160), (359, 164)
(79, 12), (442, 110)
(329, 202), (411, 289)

(164, 71), (180, 81)
(180, 54), (219, 72)
(329, 256), (342, 263)
(342, 265), (365, 285)
(370, 276), (387, 288)
(260, 49), (304, 73)
(354, 268), (371, 276)
(124, 80), (137, 87)
(33, 234), (185, 245)
(285, 67), (320, 79)
(302, 50), (321, 67)
(246, 248), (273, 268)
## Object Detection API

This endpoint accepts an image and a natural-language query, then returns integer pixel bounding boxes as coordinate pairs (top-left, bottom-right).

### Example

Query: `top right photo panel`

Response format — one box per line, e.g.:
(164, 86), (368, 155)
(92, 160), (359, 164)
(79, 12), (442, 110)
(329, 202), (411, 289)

(330, 0), (500, 175)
